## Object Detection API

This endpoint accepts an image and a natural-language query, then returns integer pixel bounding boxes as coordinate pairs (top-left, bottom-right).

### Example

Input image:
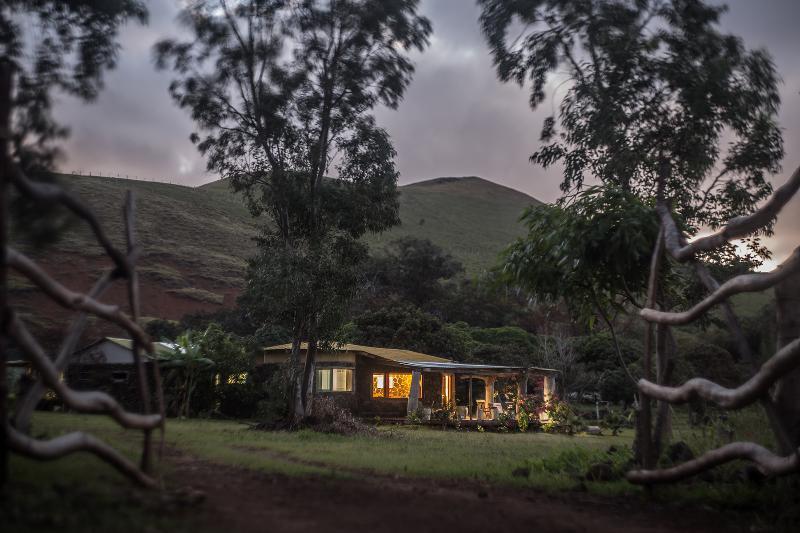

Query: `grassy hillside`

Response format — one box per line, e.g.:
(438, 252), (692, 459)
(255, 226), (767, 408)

(10, 174), (539, 330)
(200, 174), (539, 276)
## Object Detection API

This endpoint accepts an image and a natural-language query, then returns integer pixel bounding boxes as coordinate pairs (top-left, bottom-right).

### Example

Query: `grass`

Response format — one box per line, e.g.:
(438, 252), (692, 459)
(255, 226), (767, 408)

(7, 407), (799, 531)
(16, 174), (539, 283)
(166, 287), (225, 305)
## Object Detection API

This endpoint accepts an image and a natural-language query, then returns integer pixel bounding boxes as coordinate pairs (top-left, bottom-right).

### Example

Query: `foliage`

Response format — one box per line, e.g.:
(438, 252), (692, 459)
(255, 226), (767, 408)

(542, 399), (584, 435)
(2, 1), (148, 244)
(363, 237), (463, 307)
(601, 409), (633, 437)
(350, 305), (473, 360)
(480, 0), (783, 260)
(160, 331), (215, 418)
(501, 186), (659, 325)
(255, 364), (295, 429)
(571, 334), (640, 404)
(156, 0), (431, 418)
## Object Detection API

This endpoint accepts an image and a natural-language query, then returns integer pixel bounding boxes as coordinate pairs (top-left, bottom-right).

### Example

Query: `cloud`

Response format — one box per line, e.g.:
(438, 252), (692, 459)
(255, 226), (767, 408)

(50, 0), (799, 261)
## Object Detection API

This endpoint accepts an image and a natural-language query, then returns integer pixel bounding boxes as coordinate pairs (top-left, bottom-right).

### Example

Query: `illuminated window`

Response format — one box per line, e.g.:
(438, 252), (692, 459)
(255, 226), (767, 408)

(372, 372), (422, 399)
(317, 368), (352, 392)
(372, 373), (385, 398)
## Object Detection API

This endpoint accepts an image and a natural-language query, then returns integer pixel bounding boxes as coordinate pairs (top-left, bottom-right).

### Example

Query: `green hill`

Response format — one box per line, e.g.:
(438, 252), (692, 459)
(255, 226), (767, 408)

(12, 174), (540, 331)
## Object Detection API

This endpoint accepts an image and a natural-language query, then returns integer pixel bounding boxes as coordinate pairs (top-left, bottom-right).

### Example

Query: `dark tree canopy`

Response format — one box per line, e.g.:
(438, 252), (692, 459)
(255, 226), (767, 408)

(155, 0), (430, 242)
(1, 0), (148, 243)
(480, 0), (783, 256)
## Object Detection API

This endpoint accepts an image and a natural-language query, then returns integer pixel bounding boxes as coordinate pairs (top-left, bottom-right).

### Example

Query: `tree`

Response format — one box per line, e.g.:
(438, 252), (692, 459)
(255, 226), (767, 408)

(0, 1), (161, 488)
(349, 305), (473, 360)
(481, 0), (786, 467)
(479, 0), (782, 253)
(162, 331), (215, 418)
(364, 237), (463, 308)
(156, 0), (431, 422)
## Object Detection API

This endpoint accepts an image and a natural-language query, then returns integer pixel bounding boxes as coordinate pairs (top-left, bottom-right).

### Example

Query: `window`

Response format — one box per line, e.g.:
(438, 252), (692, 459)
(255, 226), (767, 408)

(316, 368), (352, 392)
(111, 371), (129, 383)
(372, 373), (385, 398)
(372, 372), (421, 399)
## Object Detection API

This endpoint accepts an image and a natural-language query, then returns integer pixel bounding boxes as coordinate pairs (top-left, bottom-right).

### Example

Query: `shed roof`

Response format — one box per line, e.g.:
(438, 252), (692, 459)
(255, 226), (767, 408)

(77, 337), (176, 359)
(262, 342), (558, 374)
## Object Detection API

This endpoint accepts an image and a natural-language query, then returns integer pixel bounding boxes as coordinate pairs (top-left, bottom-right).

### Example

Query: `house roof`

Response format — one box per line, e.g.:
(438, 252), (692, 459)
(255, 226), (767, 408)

(262, 342), (558, 374)
(77, 337), (176, 359)
(264, 342), (451, 364)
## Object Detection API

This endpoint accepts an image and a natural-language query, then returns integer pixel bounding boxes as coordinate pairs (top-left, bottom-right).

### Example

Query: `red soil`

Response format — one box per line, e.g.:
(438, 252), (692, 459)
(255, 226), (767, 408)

(166, 450), (739, 533)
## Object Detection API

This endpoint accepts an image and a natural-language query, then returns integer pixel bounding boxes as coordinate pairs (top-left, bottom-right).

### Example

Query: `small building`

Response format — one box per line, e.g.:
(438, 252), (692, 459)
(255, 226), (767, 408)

(66, 337), (174, 411)
(258, 343), (557, 420)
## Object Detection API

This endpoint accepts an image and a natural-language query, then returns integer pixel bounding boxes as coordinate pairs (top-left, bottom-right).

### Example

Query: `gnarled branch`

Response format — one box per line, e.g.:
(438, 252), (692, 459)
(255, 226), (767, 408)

(14, 270), (115, 434)
(6, 247), (151, 351)
(9, 315), (162, 430)
(660, 166), (800, 262)
(637, 337), (800, 410)
(7, 424), (157, 488)
(9, 164), (132, 276)
(641, 247), (800, 326)
(627, 441), (799, 484)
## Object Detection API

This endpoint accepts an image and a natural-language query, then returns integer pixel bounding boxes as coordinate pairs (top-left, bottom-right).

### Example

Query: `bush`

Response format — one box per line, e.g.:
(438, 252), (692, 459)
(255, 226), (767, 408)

(307, 396), (377, 436)
(542, 399), (584, 435)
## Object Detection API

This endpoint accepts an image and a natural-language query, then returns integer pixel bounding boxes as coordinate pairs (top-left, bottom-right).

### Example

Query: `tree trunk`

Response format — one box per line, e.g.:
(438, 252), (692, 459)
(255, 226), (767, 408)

(772, 271), (800, 446)
(302, 334), (317, 417)
(290, 335), (305, 424)
(0, 60), (12, 488)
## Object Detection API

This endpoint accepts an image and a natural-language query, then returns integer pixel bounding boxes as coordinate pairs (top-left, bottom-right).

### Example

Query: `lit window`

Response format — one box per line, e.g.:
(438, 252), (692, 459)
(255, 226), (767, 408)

(372, 373), (385, 397)
(317, 368), (352, 392)
(227, 372), (249, 385)
(372, 373), (422, 399)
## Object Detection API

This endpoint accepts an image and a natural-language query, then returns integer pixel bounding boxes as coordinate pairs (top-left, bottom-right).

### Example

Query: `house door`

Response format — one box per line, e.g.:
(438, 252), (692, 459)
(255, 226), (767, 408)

(455, 377), (485, 419)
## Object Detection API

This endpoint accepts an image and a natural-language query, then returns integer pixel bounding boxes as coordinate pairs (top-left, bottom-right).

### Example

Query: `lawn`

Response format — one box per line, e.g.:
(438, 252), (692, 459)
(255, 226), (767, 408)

(4, 409), (798, 531)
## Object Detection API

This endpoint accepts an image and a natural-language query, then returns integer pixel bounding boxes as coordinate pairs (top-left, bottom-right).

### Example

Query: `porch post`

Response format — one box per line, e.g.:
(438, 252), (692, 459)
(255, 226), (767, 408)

(517, 372), (527, 412)
(407, 370), (421, 414)
(544, 374), (555, 402)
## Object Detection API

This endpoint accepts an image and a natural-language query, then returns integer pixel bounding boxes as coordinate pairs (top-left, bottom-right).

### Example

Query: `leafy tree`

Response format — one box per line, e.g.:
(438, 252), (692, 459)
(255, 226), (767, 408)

(479, 0), (783, 257)
(501, 186), (659, 338)
(365, 237), (463, 307)
(350, 306), (472, 360)
(156, 0), (431, 421)
(161, 331), (214, 418)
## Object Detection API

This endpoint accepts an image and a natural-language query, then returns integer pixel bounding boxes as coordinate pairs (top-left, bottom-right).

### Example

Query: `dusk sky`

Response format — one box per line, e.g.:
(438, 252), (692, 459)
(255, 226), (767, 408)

(53, 0), (800, 268)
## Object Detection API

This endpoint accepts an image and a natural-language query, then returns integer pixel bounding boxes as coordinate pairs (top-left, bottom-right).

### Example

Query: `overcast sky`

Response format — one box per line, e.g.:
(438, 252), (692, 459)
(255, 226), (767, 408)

(53, 0), (800, 268)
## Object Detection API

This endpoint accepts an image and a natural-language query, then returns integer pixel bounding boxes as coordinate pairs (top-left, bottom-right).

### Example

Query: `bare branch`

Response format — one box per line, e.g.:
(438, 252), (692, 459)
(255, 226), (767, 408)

(627, 441), (799, 484)
(641, 247), (800, 326)
(661, 166), (800, 262)
(14, 269), (115, 433)
(6, 247), (151, 351)
(8, 165), (131, 276)
(9, 315), (162, 430)
(637, 337), (800, 410)
(7, 424), (157, 488)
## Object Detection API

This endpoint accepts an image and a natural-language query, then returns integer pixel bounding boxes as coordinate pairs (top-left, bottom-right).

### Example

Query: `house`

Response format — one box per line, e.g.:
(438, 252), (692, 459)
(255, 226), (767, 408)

(258, 343), (557, 420)
(66, 337), (175, 411)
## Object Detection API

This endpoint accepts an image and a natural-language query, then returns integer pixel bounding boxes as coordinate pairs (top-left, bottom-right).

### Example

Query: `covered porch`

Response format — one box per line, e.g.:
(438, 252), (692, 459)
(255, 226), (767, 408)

(402, 361), (557, 422)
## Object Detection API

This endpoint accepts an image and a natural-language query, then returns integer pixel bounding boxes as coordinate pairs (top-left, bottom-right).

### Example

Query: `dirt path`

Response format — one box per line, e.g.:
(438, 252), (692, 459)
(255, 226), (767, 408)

(164, 449), (740, 533)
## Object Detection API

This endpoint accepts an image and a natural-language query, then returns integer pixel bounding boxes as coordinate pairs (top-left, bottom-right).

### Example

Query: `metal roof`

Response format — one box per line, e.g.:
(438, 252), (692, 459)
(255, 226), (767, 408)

(262, 342), (558, 374)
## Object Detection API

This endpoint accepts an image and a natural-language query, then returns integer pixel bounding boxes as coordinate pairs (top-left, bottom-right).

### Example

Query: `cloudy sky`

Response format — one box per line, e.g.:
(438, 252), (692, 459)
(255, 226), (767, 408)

(53, 0), (800, 267)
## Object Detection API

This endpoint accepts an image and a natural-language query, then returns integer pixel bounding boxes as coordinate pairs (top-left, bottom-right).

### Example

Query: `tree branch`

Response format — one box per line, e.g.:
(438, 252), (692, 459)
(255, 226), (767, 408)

(7, 424), (157, 488)
(641, 246), (800, 326)
(637, 337), (800, 410)
(661, 166), (800, 262)
(627, 441), (799, 484)
(6, 247), (151, 350)
(9, 315), (162, 430)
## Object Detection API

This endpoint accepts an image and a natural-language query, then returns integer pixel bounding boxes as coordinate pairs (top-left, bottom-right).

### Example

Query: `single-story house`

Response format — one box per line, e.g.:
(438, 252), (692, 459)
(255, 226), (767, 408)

(66, 337), (175, 411)
(258, 343), (557, 420)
